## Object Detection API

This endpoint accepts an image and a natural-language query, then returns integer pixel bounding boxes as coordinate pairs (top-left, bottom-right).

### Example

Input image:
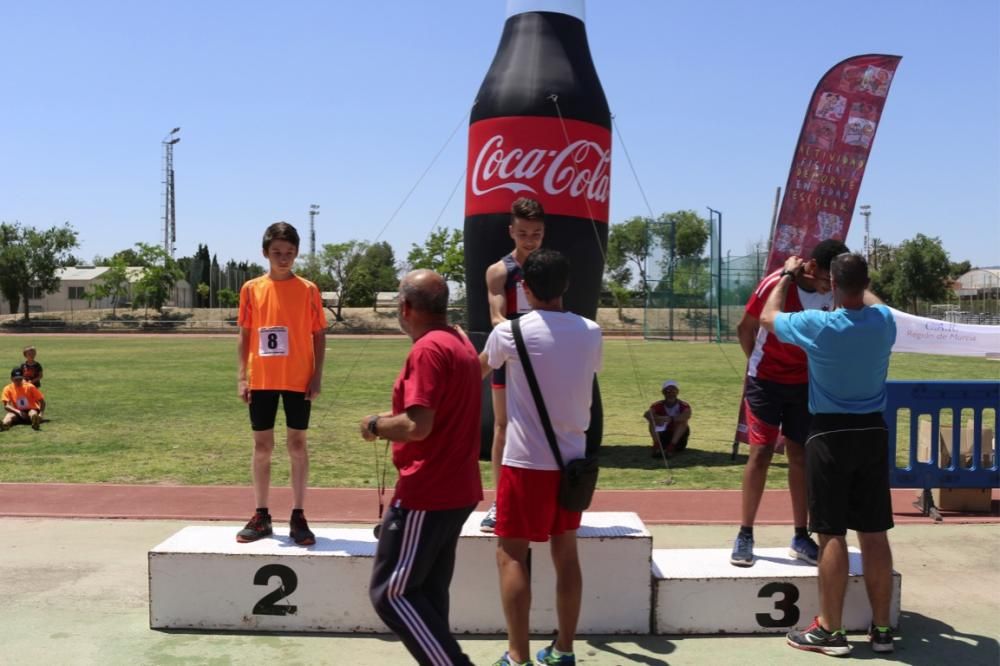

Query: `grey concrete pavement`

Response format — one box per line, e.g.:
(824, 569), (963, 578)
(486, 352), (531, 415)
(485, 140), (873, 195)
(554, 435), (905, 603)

(2, 518), (998, 665)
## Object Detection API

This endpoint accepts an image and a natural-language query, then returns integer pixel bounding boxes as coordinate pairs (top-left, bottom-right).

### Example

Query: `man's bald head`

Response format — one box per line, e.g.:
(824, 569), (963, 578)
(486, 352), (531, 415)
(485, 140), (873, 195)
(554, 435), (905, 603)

(400, 269), (449, 317)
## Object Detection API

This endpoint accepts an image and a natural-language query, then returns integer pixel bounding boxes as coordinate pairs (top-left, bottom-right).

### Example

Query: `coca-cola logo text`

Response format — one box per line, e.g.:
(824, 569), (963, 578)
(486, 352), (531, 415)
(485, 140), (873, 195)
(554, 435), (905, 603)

(472, 134), (610, 205)
(465, 116), (612, 222)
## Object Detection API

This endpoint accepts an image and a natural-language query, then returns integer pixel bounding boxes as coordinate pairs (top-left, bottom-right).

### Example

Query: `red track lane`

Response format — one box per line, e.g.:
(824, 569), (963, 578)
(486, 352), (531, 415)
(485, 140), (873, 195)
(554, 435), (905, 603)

(0, 483), (996, 524)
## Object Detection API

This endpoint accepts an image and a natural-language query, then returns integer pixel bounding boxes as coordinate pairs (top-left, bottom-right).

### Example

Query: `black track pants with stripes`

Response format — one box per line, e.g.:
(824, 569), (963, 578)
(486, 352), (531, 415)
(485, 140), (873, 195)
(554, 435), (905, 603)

(369, 503), (476, 666)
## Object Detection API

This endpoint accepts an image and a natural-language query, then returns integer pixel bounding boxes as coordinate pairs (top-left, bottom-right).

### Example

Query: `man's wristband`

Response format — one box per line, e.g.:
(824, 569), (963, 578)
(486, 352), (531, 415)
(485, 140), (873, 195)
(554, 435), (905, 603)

(367, 415), (380, 438)
(779, 268), (796, 280)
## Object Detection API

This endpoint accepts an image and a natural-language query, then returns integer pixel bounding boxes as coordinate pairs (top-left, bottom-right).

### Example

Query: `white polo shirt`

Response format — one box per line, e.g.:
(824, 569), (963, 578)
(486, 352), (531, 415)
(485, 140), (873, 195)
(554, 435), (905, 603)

(485, 309), (603, 470)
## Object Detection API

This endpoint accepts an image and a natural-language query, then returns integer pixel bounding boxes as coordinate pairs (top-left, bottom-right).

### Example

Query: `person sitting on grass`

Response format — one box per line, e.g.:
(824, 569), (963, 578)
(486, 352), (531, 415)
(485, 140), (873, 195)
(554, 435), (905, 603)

(20, 345), (43, 388)
(1, 367), (45, 431)
(644, 380), (691, 458)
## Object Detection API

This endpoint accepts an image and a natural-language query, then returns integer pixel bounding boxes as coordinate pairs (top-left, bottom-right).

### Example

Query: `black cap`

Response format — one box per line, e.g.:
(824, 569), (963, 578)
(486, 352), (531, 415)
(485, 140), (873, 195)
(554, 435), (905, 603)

(11, 367), (24, 379)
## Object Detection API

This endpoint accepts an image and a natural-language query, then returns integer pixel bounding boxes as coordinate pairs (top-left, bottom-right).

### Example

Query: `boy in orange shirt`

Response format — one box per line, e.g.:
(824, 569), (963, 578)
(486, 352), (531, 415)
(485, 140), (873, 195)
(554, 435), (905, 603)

(237, 222), (326, 545)
(2, 367), (45, 431)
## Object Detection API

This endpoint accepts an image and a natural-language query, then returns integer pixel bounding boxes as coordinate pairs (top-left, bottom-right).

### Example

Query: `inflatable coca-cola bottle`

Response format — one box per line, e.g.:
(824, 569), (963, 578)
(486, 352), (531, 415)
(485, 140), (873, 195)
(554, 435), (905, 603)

(465, 0), (610, 456)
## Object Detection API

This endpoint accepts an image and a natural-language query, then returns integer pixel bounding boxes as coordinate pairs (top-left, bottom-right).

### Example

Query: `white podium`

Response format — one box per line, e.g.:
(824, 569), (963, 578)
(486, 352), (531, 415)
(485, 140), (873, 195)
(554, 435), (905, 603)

(149, 526), (382, 632)
(148, 516), (901, 635)
(653, 547), (902, 634)
(149, 512), (651, 634)
(452, 511), (651, 633)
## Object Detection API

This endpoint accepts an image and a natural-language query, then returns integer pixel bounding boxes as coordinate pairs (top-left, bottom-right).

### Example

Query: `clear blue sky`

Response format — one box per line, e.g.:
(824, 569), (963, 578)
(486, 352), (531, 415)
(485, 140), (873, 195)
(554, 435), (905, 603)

(3, 1), (997, 270)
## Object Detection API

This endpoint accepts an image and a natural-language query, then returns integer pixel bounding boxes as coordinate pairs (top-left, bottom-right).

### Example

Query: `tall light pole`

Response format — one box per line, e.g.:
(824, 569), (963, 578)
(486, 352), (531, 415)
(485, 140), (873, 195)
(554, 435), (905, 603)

(162, 127), (181, 258)
(707, 207), (723, 343)
(309, 204), (321, 257)
(859, 204), (871, 264)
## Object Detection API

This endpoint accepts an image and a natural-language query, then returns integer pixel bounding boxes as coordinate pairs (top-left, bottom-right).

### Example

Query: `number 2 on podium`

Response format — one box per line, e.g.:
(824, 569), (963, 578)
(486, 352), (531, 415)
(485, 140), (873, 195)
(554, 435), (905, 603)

(253, 564), (299, 616)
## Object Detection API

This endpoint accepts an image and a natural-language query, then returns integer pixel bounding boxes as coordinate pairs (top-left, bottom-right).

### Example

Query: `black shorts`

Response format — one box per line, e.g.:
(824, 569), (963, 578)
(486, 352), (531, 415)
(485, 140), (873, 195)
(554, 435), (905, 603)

(805, 412), (894, 536)
(248, 390), (311, 431)
(744, 376), (811, 446)
(656, 426), (690, 452)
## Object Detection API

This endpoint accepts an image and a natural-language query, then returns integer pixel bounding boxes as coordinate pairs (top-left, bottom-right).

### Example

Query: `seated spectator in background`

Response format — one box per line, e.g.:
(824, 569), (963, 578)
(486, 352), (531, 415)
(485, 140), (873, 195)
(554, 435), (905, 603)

(644, 380), (691, 457)
(20, 345), (43, 388)
(2, 367), (45, 431)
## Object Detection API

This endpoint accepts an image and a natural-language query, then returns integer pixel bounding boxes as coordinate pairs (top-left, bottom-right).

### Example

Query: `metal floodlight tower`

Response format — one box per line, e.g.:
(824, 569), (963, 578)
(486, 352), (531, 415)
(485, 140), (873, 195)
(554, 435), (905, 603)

(859, 204), (871, 263)
(707, 207), (723, 343)
(162, 128), (181, 258)
(309, 204), (321, 257)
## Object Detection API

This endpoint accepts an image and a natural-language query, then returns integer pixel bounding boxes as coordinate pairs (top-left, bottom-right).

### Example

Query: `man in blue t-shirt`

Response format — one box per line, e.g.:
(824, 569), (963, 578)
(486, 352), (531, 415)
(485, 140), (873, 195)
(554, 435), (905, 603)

(760, 252), (897, 657)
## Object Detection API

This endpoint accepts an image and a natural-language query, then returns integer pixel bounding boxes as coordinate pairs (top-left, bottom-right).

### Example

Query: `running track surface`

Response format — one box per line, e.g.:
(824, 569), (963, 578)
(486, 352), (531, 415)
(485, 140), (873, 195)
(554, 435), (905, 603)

(1, 483), (996, 524)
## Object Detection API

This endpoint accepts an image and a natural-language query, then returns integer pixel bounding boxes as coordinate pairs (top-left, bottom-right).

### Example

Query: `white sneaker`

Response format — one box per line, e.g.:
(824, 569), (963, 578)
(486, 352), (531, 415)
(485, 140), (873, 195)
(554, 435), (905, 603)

(480, 502), (497, 533)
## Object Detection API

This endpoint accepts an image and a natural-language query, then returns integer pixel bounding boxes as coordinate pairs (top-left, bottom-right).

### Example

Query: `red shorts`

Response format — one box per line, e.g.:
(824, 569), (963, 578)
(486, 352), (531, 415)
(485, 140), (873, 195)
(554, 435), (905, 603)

(744, 404), (781, 447)
(495, 465), (582, 542)
(743, 377), (810, 446)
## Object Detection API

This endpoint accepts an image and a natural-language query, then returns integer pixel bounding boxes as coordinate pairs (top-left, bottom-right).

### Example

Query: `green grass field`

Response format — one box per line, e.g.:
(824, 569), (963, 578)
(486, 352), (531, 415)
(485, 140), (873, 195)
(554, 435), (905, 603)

(0, 334), (995, 489)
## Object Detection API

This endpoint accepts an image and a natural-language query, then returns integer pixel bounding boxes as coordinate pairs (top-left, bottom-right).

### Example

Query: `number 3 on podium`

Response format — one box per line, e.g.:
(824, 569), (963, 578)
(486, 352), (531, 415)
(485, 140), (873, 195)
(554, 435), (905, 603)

(756, 581), (800, 628)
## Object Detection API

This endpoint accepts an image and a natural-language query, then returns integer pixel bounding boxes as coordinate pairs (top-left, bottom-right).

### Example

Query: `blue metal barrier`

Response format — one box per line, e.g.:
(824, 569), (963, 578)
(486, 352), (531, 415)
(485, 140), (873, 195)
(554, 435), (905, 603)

(885, 381), (999, 492)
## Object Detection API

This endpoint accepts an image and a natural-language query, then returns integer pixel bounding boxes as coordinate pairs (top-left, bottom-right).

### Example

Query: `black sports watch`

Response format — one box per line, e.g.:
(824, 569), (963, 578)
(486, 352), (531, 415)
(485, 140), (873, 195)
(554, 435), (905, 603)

(367, 415), (380, 438)
(779, 268), (796, 279)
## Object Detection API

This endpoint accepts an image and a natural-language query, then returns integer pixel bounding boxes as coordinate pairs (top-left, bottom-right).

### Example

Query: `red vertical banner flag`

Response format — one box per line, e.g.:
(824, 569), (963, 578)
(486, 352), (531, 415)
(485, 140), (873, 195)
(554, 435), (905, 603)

(766, 54), (902, 273)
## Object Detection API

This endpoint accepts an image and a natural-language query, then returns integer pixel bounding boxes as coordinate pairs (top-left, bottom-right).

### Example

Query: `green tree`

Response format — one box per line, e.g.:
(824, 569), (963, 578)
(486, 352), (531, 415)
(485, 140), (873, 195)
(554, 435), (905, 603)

(87, 256), (131, 317)
(217, 288), (239, 309)
(347, 241), (399, 310)
(0, 223), (27, 315)
(874, 233), (951, 312)
(605, 210), (710, 295)
(196, 282), (210, 306)
(185, 244), (212, 306)
(407, 228), (465, 286)
(658, 210), (710, 259)
(210, 254), (220, 307)
(870, 260), (897, 305)
(0, 222), (79, 321)
(131, 243), (184, 314)
(222, 259), (265, 292)
(606, 216), (653, 293)
(111, 247), (150, 267)
(295, 253), (337, 291)
(606, 279), (632, 322)
(318, 241), (366, 321)
(868, 237), (893, 272)
(949, 260), (973, 280)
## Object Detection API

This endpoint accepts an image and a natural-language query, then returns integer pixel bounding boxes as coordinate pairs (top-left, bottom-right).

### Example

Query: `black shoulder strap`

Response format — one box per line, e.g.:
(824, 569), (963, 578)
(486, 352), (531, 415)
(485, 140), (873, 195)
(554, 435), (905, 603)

(511, 317), (564, 470)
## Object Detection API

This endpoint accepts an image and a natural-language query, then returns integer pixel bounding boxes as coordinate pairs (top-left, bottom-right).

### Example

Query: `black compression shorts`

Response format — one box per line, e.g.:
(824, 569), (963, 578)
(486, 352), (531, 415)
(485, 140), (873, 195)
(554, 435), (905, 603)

(248, 390), (311, 431)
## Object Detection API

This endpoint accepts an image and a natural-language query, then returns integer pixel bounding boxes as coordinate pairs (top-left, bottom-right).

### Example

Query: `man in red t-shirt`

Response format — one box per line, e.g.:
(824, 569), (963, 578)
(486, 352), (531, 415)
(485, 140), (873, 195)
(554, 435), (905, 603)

(360, 269), (482, 666)
(731, 239), (846, 568)
(644, 380), (692, 457)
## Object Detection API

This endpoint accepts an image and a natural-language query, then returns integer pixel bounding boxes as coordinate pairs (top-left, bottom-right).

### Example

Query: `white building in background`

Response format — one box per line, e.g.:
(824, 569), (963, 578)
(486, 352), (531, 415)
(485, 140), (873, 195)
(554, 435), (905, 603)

(0, 266), (191, 315)
(945, 267), (1000, 325)
(953, 268), (1000, 298)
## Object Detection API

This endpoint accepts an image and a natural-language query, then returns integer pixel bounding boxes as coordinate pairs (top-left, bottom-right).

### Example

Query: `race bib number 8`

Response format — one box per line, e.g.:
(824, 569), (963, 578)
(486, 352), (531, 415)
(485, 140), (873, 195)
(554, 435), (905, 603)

(259, 326), (290, 357)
